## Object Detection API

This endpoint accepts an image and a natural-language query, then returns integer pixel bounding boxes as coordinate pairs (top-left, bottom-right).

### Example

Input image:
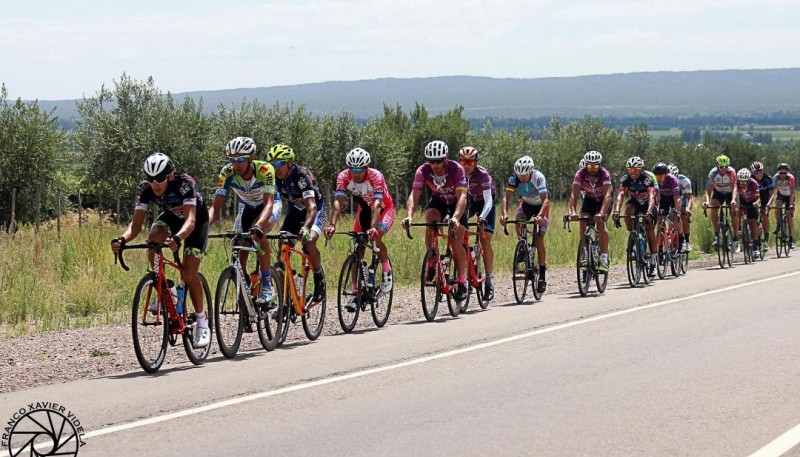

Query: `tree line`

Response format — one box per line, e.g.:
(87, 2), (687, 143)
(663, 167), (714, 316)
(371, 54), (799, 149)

(2, 74), (799, 227)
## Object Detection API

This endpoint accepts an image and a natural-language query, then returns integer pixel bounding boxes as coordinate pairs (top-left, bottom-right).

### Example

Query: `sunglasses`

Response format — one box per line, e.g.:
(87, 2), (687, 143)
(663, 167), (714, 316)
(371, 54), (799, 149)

(271, 160), (287, 168)
(229, 155), (250, 164)
(146, 174), (169, 184)
(460, 159), (476, 166)
(627, 167), (642, 172)
(778, 171), (789, 174)
(350, 167), (366, 174)
(753, 169), (764, 174)
(428, 159), (444, 165)
(586, 163), (600, 170)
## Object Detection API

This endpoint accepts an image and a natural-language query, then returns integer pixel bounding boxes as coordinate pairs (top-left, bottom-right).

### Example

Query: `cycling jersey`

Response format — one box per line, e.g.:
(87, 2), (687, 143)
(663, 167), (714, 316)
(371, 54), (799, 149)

(276, 164), (324, 210)
(334, 167), (394, 209)
(135, 173), (207, 219)
(677, 174), (692, 196)
(738, 178), (761, 204)
(754, 174), (774, 202)
(772, 172), (796, 197)
(214, 160), (276, 208)
(573, 167), (612, 201)
(619, 172), (656, 205)
(706, 166), (737, 194)
(466, 165), (495, 202)
(411, 160), (467, 205)
(506, 170), (548, 205)
(657, 173), (681, 198)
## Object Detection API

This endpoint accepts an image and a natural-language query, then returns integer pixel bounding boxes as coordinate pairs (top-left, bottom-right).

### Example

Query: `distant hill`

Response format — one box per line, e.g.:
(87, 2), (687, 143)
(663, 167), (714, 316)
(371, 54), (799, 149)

(32, 68), (800, 123)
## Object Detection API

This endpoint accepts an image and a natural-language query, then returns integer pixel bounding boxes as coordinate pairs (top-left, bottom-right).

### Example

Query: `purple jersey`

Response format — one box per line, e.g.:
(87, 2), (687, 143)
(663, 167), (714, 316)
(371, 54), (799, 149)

(657, 173), (681, 198)
(412, 160), (467, 205)
(466, 165), (494, 202)
(738, 178), (761, 204)
(573, 167), (612, 201)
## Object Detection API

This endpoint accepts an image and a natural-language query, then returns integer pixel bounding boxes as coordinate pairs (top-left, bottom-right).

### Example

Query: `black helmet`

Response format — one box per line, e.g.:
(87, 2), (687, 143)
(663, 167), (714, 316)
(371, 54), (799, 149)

(652, 162), (669, 174)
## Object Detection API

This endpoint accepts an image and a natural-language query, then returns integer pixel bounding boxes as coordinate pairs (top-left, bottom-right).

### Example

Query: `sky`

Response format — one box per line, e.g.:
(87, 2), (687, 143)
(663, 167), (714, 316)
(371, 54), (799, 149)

(2, 0), (799, 100)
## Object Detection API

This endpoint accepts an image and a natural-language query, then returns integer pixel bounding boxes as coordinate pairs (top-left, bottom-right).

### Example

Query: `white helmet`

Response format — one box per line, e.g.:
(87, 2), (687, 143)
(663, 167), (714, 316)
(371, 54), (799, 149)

(514, 155), (535, 176)
(667, 163), (679, 175)
(424, 140), (448, 160)
(737, 168), (751, 181)
(225, 136), (257, 157)
(584, 150), (603, 164)
(143, 152), (174, 178)
(579, 158), (586, 169)
(346, 147), (371, 168)
(626, 156), (645, 169)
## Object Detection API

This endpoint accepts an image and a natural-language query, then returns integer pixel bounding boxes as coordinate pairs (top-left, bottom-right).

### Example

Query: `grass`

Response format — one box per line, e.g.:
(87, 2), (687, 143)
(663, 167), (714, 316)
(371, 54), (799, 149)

(1, 198), (797, 336)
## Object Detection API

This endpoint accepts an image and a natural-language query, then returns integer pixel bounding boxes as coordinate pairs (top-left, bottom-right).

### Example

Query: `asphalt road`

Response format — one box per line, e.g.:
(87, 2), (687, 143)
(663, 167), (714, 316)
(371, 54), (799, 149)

(3, 254), (800, 456)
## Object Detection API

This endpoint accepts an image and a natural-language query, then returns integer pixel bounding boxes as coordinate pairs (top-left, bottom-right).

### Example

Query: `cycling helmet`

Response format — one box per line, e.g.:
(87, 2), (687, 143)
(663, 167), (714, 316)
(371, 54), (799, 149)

(584, 150), (603, 164)
(667, 163), (680, 175)
(751, 161), (764, 172)
(652, 162), (669, 174)
(579, 158), (586, 169)
(715, 154), (730, 167)
(459, 146), (478, 160)
(143, 152), (173, 179)
(267, 144), (295, 161)
(777, 162), (791, 172)
(514, 156), (535, 176)
(424, 140), (448, 160)
(626, 156), (645, 169)
(225, 136), (256, 157)
(346, 147), (371, 168)
(737, 168), (751, 181)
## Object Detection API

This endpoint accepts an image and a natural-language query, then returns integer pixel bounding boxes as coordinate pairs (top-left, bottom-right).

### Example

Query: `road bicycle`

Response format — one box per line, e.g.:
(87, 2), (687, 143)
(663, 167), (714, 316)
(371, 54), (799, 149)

(704, 204), (733, 269)
(504, 219), (543, 303)
(771, 204), (794, 258)
(208, 232), (282, 358)
(405, 221), (463, 321)
(655, 209), (683, 278)
(738, 208), (756, 264)
(756, 208), (769, 261)
(458, 222), (488, 312)
(564, 215), (608, 296)
(115, 242), (212, 373)
(330, 231), (393, 333)
(265, 231), (327, 345)
(615, 213), (652, 287)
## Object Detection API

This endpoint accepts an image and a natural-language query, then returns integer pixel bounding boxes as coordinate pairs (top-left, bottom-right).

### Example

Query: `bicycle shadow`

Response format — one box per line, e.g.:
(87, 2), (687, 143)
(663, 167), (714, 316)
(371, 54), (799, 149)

(330, 327), (382, 336)
(104, 363), (203, 380)
(402, 317), (457, 325)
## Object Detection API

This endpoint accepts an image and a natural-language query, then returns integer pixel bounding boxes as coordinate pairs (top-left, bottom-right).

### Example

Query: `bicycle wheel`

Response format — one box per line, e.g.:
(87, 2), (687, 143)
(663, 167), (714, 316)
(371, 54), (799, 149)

(214, 266), (244, 358)
(576, 236), (591, 297)
(595, 242), (609, 293)
(302, 271), (326, 341)
(512, 239), (529, 303)
(655, 230), (667, 280)
(474, 246), (488, 310)
(723, 225), (733, 268)
(131, 274), (168, 374)
(529, 244), (542, 301)
(257, 266), (283, 351)
(775, 219), (784, 258)
(741, 222), (753, 264)
(641, 237), (652, 285)
(371, 262), (393, 327)
(420, 249), (440, 321)
(337, 254), (362, 333)
(183, 273), (213, 365)
(626, 233), (641, 287)
(446, 251), (462, 317)
(679, 246), (689, 274)
(781, 218), (791, 257)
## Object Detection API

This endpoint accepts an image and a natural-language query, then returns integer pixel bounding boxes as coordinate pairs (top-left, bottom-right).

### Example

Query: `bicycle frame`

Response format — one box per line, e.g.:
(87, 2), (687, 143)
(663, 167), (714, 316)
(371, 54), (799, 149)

(208, 232), (259, 320)
(406, 222), (455, 297)
(462, 223), (486, 289)
(274, 232), (312, 316)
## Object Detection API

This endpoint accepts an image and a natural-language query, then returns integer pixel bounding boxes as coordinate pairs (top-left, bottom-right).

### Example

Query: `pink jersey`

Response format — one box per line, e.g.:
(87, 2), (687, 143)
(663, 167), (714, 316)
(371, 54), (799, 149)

(738, 178), (761, 204)
(772, 172), (796, 197)
(335, 168), (394, 209)
(573, 167), (612, 201)
(412, 160), (467, 205)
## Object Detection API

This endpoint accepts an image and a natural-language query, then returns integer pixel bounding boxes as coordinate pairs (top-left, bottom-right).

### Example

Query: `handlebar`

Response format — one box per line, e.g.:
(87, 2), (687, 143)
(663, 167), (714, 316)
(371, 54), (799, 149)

(562, 214), (592, 232)
(328, 231), (380, 252)
(502, 218), (540, 236)
(114, 242), (182, 272)
(404, 221), (453, 240)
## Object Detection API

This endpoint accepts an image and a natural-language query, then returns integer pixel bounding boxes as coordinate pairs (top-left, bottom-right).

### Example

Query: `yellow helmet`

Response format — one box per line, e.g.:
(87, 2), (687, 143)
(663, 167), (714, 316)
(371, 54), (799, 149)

(267, 144), (295, 161)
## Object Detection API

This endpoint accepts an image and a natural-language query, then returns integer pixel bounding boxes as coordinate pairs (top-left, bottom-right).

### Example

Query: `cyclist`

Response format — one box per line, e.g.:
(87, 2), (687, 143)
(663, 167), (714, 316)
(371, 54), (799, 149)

(772, 163), (796, 249)
(324, 147), (396, 311)
(613, 156), (658, 278)
(501, 155), (551, 294)
(667, 163), (693, 252)
(652, 163), (685, 252)
(736, 168), (762, 256)
(751, 161), (774, 247)
(268, 143), (327, 305)
(401, 140), (469, 302)
(568, 150), (613, 272)
(703, 154), (740, 253)
(459, 146), (497, 301)
(111, 153), (211, 348)
(208, 137), (281, 306)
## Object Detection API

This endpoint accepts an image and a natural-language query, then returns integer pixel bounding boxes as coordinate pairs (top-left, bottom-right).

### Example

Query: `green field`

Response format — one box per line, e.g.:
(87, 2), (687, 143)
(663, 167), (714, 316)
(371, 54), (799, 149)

(650, 125), (800, 142)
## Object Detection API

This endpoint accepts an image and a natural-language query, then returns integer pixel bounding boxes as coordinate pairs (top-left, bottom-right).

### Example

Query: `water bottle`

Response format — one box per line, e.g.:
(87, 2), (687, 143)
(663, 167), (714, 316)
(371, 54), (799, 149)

(470, 246), (478, 263)
(294, 271), (303, 295)
(367, 263), (375, 287)
(167, 284), (179, 313)
(442, 254), (451, 279)
(175, 284), (185, 315)
(250, 271), (260, 298)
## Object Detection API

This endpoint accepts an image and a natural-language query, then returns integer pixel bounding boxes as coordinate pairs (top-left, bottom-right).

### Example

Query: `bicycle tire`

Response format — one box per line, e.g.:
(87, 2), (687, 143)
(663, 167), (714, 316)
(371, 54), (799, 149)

(183, 273), (213, 365)
(446, 250), (462, 317)
(371, 261), (393, 327)
(640, 232), (652, 285)
(420, 249), (440, 321)
(723, 223), (733, 268)
(337, 255), (361, 333)
(595, 246), (609, 293)
(512, 239), (529, 303)
(742, 221), (753, 264)
(302, 272), (326, 341)
(529, 243), (542, 301)
(576, 235), (591, 297)
(775, 219), (784, 258)
(782, 217), (791, 257)
(656, 229), (667, 280)
(257, 266), (283, 351)
(131, 275), (168, 373)
(213, 266), (244, 358)
(474, 246), (487, 310)
(626, 232), (640, 287)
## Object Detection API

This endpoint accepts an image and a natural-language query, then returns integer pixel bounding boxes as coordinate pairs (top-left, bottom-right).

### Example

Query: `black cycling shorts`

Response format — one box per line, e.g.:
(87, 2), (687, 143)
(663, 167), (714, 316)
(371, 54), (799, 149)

(425, 197), (468, 226)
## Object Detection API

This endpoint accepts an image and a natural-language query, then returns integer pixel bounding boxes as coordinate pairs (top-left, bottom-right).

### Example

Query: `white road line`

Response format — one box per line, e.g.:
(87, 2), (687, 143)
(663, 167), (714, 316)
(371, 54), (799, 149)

(750, 423), (800, 457)
(73, 269), (799, 443)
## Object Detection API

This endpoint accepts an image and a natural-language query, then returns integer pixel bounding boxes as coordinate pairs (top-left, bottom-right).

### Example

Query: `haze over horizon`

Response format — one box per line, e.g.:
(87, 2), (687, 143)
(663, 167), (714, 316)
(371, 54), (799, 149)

(2, 0), (799, 101)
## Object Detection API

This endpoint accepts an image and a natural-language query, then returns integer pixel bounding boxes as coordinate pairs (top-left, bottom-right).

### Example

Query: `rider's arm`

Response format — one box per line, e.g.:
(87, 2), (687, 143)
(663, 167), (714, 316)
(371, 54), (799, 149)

(174, 204), (197, 241)
(254, 193), (275, 230)
(613, 189), (624, 213)
(369, 197), (383, 228)
(479, 189), (493, 220)
(329, 195), (345, 228)
(600, 183), (613, 214)
(731, 178), (739, 204)
(501, 189), (513, 220)
(119, 209), (147, 243)
(208, 195), (226, 226)
(405, 189), (420, 219)
(704, 183), (713, 205)
(647, 187), (656, 214)
(568, 183), (580, 215)
(302, 196), (317, 229)
(790, 176), (797, 205)
(537, 191), (551, 218)
(452, 187), (467, 220)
